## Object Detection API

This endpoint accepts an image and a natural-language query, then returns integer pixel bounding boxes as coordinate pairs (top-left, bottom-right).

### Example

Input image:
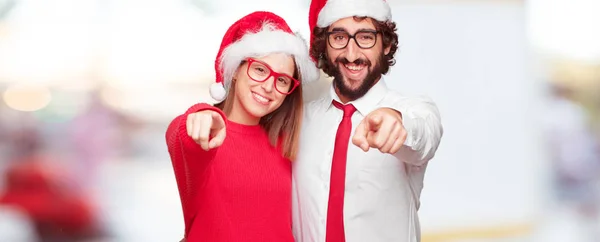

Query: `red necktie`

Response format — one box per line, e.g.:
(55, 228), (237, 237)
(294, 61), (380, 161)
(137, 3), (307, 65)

(326, 100), (356, 242)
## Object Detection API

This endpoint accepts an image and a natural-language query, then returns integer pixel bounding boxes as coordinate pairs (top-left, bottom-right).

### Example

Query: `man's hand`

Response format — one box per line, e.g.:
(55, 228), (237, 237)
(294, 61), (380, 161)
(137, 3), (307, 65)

(352, 108), (407, 154)
(186, 110), (226, 151)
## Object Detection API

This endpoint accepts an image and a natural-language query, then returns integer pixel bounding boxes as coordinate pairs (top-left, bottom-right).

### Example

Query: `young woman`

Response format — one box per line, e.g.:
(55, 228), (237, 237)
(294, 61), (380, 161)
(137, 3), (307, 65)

(166, 11), (318, 242)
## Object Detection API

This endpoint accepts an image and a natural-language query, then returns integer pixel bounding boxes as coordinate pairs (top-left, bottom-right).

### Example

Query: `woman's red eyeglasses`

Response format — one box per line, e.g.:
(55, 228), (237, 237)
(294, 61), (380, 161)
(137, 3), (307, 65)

(245, 58), (300, 95)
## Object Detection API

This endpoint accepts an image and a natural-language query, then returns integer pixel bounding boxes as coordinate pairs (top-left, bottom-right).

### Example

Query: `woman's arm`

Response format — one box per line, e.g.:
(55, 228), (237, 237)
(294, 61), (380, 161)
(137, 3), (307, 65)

(165, 103), (227, 238)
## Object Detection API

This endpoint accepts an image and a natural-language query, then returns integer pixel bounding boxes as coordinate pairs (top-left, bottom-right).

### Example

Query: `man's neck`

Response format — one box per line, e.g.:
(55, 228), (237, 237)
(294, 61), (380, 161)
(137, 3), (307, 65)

(335, 88), (352, 104)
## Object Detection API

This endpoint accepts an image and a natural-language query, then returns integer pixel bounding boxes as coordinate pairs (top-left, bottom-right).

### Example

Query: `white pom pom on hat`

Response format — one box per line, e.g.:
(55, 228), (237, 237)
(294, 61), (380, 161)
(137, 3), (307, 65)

(209, 82), (227, 102)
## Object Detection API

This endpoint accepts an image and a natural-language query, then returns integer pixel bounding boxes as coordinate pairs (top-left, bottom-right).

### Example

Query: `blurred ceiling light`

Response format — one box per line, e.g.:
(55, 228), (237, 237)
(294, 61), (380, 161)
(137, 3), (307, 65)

(528, 0), (600, 63)
(0, 0), (97, 85)
(101, 1), (216, 89)
(3, 84), (52, 112)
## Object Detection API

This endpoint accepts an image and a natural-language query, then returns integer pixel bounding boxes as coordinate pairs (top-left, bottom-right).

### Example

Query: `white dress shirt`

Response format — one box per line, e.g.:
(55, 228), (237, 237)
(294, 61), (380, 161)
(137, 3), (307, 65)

(292, 77), (443, 242)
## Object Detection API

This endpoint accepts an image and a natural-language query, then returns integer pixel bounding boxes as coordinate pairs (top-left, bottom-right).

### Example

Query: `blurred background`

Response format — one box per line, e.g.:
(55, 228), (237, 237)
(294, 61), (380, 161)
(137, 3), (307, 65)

(0, 0), (599, 241)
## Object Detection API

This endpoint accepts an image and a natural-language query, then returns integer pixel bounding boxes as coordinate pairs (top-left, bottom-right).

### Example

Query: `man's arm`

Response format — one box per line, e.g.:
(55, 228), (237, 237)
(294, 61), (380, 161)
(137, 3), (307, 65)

(388, 96), (443, 166)
(353, 95), (443, 166)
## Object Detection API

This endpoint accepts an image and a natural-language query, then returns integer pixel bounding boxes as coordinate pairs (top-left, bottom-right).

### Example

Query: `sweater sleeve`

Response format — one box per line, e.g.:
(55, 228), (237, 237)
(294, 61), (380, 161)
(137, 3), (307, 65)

(165, 103), (227, 237)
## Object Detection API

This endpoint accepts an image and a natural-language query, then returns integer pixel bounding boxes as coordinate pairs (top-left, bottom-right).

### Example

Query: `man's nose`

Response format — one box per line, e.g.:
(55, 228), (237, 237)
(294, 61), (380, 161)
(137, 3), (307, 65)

(344, 38), (360, 62)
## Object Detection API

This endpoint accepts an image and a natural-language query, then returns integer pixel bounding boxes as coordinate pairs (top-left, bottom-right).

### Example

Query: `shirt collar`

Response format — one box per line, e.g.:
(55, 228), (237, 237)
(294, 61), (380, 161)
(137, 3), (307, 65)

(328, 76), (389, 116)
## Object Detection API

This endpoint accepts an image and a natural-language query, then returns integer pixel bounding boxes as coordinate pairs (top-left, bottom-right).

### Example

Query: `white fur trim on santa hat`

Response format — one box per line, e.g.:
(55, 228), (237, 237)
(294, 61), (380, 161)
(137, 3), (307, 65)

(218, 23), (319, 96)
(317, 0), (392, 27)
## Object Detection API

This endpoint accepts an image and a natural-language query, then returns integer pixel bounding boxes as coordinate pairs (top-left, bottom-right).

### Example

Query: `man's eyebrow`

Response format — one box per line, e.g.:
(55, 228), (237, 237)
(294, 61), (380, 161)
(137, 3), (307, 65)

(330, 27), (346, 32)
(329, 27), (377, 33)
(357, 28), (377, 32)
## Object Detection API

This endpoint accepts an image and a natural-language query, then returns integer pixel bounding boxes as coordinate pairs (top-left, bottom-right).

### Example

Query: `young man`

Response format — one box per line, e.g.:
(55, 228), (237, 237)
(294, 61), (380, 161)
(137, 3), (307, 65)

(292, 0), (444, 241)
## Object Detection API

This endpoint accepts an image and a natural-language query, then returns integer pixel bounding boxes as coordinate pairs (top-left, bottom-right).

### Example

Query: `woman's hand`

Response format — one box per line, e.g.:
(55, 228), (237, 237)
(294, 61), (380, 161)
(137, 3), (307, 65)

(186, 110), (227, 150)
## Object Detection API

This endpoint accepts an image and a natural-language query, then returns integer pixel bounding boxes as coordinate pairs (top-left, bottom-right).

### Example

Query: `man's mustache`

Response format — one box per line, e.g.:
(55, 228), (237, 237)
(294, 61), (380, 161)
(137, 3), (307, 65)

(335, 57), (371, 66)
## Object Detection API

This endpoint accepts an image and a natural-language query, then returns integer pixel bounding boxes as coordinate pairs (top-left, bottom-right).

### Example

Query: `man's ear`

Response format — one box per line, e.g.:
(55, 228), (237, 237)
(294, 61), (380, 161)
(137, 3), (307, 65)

(384, 45), (391, 56)
(318, 53), (327, 69)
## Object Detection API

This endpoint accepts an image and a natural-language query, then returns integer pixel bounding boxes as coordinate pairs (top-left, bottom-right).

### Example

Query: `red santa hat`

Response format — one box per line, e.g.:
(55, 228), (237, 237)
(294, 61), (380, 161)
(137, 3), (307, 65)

(308, 0), (392, 57)
(210, 11), (319, 102)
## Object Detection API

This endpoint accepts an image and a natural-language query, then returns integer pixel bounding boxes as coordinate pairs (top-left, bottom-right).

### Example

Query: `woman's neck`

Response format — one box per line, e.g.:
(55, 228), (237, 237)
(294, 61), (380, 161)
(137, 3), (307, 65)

(227, 102), (260, 126)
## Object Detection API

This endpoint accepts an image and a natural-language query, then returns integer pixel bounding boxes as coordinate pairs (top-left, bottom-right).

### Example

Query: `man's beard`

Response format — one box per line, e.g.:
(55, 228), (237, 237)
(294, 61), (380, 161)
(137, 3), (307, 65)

(330, 54), (385, 101)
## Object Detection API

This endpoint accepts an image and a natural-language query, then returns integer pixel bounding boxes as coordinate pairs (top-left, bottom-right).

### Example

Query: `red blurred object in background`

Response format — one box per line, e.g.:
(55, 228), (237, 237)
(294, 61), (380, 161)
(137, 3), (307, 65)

(0, 156), (101, 241)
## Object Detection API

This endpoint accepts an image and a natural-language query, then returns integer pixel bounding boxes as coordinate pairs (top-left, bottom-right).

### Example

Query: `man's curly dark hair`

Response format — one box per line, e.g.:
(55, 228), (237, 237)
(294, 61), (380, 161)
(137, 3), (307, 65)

(310, 16), (399, 77)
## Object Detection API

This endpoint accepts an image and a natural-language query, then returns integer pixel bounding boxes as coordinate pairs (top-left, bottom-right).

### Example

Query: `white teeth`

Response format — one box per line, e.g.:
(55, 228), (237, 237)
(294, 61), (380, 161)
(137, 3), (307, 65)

(345, 64), (364, 71)
(253, 93), (269, 103)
